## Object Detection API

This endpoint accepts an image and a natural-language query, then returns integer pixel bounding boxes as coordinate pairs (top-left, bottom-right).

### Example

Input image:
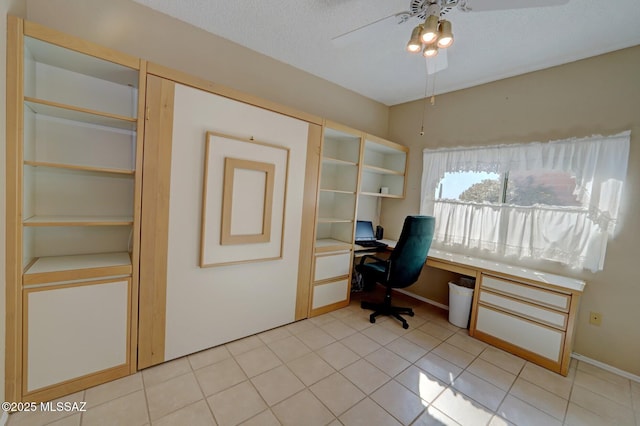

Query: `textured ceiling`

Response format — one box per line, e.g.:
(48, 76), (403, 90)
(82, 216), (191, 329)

(131, 0), (640, 106)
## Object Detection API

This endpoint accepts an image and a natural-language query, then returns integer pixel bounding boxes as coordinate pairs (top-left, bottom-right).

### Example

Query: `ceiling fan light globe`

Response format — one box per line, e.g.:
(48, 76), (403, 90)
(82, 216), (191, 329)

(421, 15), (439, 43)
(437, 20), (454, 48)
(423, 44), (438, 58)
(437, 35), (453, 48)
(406, 25), (424, 53)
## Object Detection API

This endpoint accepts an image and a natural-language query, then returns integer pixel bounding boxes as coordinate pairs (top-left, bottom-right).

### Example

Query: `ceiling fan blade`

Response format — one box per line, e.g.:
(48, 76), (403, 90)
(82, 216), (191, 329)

(458, 0), (569, 12)
(331, 12), (407, 47)
(426, 48), (448, 75)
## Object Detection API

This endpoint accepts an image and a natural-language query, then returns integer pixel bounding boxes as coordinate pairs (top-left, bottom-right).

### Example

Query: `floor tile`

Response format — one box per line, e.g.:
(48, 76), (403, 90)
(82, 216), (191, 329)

(188, 345), (232, 370)
(339, 312), (376, 331)
(310, 373), (366, 416)
(297, 327), (336, 350)
(395, 365), (447, 403)
(466, 358), (516, 391)
(226, 335), (265, 357)
(497, 395), (562, 426)
(419, 322), (456, 341)
(413, 406), (462, 426)
(371, 380), (428, 425)
(142, 357), (192, 387)
(47, 414), (81, 426)
(268, 335), (312, 363)
(432, 387), (494, 426)
(403, 329), (441, 351)
(415, 353), (463, 385)
(239, 409), (280, 426)
(152, 399), (215, 426)
(207, 381), (266, 426)
(195, 357), (247, 396)
(361, 324), (402, 346)
(365, 347), (411, 377)
(573, 368), (632, 407)
(385, 337), (428, 363)
(478, 346), (526, 376)
(272, 390), (335, 426)
(570, 384), (636, 425)
(321, 319), (358, 340)
(518, 362), (573, 399)
(251, 365), (305, 406)
(508, 377), (567, 421)
(81, 389), (148, 426)
(341, 359), (391, 394)
(285, 319), (317, 335)
(84, 372), (143, 407)
(234, 345), (282, 377)
(432, 342), (476, 369)
(146, 372), (204, 420)
(451, 371), (506, 411)
(340, 332), (381, 357)
(339, 397), (402, 426)
(258, 326), (292, 344)
(564, 402), (610, 426)
(316, 341), (361, 370)
(309, 312), (338, 326)
(445, 333), (486, 356)
(287, 352), (335, 386)
(577, 360), (632, 388)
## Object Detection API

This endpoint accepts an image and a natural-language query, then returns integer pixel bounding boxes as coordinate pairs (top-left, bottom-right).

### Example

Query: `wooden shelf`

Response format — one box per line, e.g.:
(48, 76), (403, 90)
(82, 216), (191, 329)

(23, 252), (132, 286)
(362, 164), (403, 176)
(24, 97), (137, 130)
(319, 188), (355, 195)
(317, 217), (353, 224)
(315, 238), (352, 253)
(359, 192), (404, 199)
(23, 215), (134, 227)
(322, 157), (357, 167)
(24, 161), (134, 176)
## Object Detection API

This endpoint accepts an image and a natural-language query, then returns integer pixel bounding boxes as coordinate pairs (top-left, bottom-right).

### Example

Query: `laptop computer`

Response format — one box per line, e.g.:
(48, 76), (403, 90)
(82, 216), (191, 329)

(355, 220), (388, 248)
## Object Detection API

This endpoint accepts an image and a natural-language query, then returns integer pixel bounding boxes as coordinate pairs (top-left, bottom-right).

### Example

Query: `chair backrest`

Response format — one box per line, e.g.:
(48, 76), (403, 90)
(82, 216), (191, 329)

(387, 215), (435, 288)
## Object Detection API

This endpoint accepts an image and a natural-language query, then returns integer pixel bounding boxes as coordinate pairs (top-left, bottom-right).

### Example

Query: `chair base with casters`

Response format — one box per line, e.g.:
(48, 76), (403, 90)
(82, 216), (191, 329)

(361, 286), (415, 329)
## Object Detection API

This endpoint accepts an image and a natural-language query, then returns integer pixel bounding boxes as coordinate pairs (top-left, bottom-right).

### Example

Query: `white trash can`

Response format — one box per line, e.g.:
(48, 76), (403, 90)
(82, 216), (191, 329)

(448, 281), (474, 328)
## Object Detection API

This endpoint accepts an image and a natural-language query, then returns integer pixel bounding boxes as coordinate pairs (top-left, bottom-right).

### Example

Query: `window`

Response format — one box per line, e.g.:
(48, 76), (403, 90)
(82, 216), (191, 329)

(421, 132), (630, 272)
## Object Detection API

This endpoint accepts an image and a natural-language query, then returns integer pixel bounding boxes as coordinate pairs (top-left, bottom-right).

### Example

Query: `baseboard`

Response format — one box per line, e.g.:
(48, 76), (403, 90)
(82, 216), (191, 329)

(571, 352), (640, 383)
(1, 410), (8, 426)
(394, 289), (449, 311)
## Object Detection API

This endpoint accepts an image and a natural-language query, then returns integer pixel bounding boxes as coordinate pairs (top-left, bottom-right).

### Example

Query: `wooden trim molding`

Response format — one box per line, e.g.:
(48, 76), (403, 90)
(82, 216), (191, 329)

(146, 62), (322, 126)
(295, 124), (322, 320)
(5, 15), (24, 404)
(220, 158), (275, 245)
(137, 75), (175, 369)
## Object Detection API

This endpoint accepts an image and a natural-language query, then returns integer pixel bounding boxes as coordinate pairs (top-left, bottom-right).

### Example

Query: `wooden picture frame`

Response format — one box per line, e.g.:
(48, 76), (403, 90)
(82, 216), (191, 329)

(200, 131), (289, 267)
(220, 157), (275, 245)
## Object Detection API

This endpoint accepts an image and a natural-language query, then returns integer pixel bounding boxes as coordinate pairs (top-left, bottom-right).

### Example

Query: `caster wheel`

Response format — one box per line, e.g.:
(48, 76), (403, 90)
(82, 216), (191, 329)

(402, 322), (409, 329)
(408, 312), (415, 317)
(369, 315), (376, 324)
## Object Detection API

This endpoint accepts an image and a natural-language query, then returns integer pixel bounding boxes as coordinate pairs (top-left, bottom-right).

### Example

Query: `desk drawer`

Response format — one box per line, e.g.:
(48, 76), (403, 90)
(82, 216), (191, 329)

(479, 290), (568, 330)
(314, 252), (351, 282)
(476, 305), (564, 363)
(481, 275), (570, 312)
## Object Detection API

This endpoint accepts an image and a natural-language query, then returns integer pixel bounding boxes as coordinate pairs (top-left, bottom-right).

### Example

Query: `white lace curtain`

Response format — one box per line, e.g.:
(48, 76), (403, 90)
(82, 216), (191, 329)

(421, 132), (630, 271)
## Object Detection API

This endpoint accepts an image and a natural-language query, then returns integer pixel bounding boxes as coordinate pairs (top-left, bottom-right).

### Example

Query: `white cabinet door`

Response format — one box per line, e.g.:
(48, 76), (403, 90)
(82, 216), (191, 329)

(26, 279), (129, 392)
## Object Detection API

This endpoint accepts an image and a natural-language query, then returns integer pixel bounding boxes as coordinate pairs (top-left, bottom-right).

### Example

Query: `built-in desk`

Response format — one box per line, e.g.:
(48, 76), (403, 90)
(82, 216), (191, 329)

(378, 242), (585, 376)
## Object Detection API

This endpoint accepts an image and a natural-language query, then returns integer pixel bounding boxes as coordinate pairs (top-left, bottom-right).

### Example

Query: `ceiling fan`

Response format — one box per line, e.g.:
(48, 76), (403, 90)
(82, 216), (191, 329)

(332, 0), (570, 74)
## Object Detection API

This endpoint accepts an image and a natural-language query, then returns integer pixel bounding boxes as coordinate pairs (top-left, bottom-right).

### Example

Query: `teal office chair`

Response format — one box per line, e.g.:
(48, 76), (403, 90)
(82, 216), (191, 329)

(357, 215), (435, 329)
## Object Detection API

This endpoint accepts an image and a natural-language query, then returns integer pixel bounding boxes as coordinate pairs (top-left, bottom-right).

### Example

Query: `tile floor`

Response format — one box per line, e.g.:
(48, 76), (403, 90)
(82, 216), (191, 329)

(8, 292), (640, 426)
